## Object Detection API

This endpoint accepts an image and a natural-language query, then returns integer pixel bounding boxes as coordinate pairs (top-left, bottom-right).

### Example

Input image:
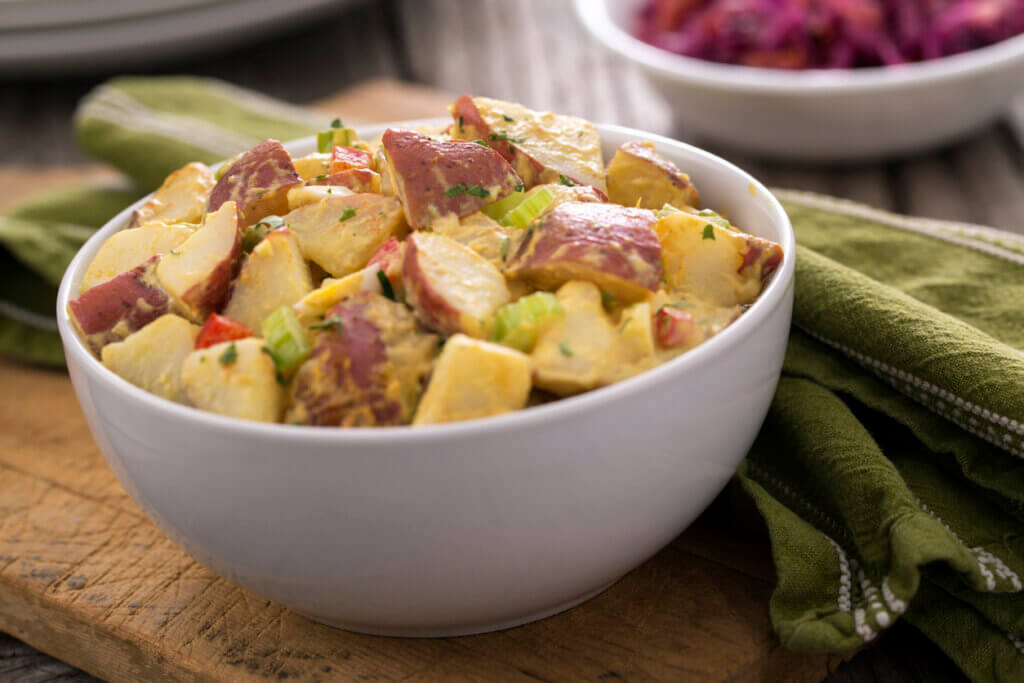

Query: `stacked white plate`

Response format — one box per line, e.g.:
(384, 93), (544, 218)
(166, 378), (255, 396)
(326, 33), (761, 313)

(0, 0), (359, 76)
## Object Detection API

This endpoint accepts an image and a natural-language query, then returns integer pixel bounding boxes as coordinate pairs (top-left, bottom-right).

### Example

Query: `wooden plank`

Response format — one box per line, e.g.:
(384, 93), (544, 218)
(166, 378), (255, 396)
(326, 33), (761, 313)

(952, 129), (1024, 235)
(0, 356), (852, 682)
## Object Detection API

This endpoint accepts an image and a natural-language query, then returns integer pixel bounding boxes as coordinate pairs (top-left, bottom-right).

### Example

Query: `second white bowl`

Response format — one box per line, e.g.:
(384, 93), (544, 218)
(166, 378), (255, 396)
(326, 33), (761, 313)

(577, 0), (1024, 161)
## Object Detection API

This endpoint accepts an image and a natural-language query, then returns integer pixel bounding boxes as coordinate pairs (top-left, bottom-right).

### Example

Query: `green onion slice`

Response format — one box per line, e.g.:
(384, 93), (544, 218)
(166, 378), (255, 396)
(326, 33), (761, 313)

(492, 292), (564, 352)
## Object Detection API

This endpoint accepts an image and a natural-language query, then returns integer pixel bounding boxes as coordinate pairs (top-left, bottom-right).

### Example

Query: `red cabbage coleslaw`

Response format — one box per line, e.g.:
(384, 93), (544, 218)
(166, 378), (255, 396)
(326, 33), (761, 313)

(635, 0), (1024, 69)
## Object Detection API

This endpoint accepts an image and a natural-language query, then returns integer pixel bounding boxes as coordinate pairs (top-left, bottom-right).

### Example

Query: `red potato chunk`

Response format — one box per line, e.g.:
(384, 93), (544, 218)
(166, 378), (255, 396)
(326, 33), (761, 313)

(129, 162), (215, 228)
(181, 338), (286, 423)
(381, 128), (522, 230)
(222, 228), (313, 331)
(287, 292), (438, 427)
(607, 141), (701, 210)
(404, 231), (510, 338)
(155, 201), (243, 322)
(450, 95), (606, 194)
(656, 210), (783, 307)
(69, 255), (169, 353)
(282, 194), (406, 278)
(208, 139), (302, 227)
(81, 223), (193, 292)
(504, 201), (662, 304)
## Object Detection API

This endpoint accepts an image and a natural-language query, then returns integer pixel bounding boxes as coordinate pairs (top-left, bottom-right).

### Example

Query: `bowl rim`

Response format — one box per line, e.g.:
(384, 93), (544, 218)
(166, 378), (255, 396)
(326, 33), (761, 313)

(575, 0), (1024, 95)
(57, 120), (796, 444)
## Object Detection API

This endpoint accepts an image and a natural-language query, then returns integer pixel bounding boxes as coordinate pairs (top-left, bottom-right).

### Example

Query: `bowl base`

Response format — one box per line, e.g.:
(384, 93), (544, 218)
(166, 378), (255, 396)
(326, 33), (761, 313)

(297, 577), (621, 638)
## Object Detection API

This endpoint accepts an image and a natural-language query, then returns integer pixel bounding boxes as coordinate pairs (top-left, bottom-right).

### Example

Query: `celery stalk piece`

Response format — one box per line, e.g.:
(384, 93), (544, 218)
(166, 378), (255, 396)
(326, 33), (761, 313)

(500, 188), (556, 229)
(317, 127), (361, 153)
(492, 292), (565, 352)
(261, 306), (312, 376)
(656, 203), (682, 220)
(481, 190), (525, 220)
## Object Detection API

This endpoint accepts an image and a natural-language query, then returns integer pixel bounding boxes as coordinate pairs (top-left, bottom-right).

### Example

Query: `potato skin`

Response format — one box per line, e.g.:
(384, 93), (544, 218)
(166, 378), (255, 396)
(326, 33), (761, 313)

(505, 201), (662, 303)
(69, 255), (170, 353)
(287, 292), (438, 427)
(381, 128), (522, 230)
(403, 231), (510, 337)
(208, 139), (302, 227)
(607, 141), (701, 211)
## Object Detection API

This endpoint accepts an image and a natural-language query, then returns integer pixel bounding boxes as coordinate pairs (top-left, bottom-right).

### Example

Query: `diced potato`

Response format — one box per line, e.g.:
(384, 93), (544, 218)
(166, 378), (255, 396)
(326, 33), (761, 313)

(291, 153), (332, 181)
(404, 231), (510, 337)
(223, 228), (313, 331)
(606, 302), (656, 383)
(208, 139), (302, 227)
(129, 162), (215, 228)
(283, 194), (406, 277)
(655, 210), (782, 307)
(433, 212), (509, 267)
(292, 267), (383, 325)
(155, 202), (242, 322)
(288, 293), (438, 426)
(606, 141), (701, 210)
(69, 255), (170, 353)
(413, 334), (530, 425)
(505, 201), (662, 303)
(286, 184), (355, 211)
(82, 223), (193, 292)
(382, 128), (523, 230)
(450, 95), (606, 193)
(181, 338), (286, 423)
(531, 281), (617, 396)
(101, 314), (199, 402)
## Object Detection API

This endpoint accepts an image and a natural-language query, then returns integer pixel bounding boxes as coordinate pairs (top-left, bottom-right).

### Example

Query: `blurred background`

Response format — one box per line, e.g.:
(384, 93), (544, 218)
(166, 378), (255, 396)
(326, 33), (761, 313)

(1, 0), (1022, 681)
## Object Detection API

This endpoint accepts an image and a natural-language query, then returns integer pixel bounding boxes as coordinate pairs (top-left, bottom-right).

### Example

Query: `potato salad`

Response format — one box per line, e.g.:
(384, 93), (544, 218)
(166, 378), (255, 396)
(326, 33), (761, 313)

(69, 95), (783, 427)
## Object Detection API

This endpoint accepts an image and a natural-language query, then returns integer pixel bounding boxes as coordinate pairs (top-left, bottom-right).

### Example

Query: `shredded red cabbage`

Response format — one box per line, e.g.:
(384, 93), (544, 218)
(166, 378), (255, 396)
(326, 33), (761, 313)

(635, 0), (1024, 69)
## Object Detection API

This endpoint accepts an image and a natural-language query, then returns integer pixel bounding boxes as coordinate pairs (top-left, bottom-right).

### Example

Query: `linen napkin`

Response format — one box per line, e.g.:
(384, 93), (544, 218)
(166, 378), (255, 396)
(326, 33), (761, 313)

(3, 76), (1023, 682)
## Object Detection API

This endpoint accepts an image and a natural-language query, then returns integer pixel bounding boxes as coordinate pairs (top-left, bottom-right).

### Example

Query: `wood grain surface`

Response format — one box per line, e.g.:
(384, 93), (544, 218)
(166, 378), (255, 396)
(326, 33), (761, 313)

(1, 0), (1018, 679)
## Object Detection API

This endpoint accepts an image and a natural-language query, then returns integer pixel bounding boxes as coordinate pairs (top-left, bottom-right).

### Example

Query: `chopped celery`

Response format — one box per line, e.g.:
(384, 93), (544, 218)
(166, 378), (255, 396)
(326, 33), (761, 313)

(492, 292), (565, 352)
(242, 215), (284, 252)
(316, 127), (360, 153)
(697, 208), (735, 231)
(261, 306), (311, 376)
(481, 190), (525, 220)
(500, 188), (556, 229)
(656, 204), (682, 219)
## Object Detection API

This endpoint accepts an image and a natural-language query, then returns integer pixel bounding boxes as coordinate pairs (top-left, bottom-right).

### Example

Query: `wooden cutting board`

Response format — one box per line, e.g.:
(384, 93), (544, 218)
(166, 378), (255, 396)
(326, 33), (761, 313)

(0, 80), (852, 682)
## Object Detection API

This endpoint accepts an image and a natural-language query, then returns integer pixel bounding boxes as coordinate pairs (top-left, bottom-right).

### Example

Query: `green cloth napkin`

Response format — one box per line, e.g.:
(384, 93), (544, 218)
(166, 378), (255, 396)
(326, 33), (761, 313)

(4, 76), (1024, 682)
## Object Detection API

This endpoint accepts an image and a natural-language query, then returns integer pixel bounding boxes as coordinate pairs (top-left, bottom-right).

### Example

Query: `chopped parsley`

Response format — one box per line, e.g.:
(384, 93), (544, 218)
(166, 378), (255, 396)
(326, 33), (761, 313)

(577, 131), (584, 138)
(457, 116), (464, 132)
(558, 173), (577, 187)
(338, 207), (357, 222)
(558, 341), (573, 357)
(260, 346), (287, 385)
(377, 270), (396, 300)
(314, 173), (328, 180)
(618, 317), (633, 334)
(309, 315), (343, 334)
(489, 131), (525, 144)
(218, 343), (238, 366)
(330, 118), (342, 129)
(702, 224), (716, 240)
(600, 290), (617, 310)
(500, 113), (515, 122)
(444, 183), (490, 199)
(500, 237), (511, 261)
(514, 182), (524, 192)
(473, 139), (490, 147)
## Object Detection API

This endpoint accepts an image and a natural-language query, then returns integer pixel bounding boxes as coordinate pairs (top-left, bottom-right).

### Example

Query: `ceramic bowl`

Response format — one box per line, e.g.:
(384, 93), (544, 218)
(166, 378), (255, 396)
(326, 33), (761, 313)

(57, 122), (795, 636)
(576, 0), (1024, 161)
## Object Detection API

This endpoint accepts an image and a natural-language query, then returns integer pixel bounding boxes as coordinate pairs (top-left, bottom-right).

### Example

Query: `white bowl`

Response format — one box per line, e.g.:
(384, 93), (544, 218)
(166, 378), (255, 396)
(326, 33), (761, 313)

(56, 123), (795, 637)
(576, 0), (1024, 161)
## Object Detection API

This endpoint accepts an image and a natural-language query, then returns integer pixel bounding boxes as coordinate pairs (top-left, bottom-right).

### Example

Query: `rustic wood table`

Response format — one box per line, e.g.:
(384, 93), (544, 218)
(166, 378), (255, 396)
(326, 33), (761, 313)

(0, 0), (1021, 680)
